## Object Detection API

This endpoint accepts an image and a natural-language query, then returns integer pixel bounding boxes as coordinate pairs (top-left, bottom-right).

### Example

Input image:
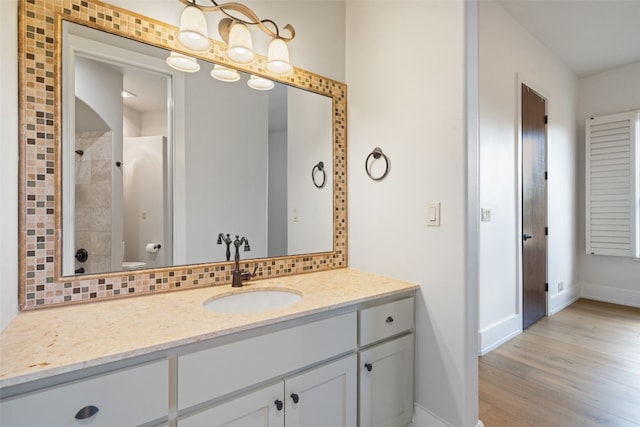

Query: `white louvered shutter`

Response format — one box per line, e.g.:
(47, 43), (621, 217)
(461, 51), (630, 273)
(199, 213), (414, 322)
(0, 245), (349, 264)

(585, 111), (639, 257)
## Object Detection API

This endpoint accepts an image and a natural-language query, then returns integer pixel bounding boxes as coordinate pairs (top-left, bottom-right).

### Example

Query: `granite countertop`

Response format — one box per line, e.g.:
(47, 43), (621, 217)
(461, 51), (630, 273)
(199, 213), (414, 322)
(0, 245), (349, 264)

(0, 268), (417, 389)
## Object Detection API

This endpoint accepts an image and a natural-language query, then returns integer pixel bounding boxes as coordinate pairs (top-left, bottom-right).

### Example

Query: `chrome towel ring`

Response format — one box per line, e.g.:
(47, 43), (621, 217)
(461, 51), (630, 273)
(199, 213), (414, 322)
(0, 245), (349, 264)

(365, 147), (390, 181)
(312, 161), (326, 188)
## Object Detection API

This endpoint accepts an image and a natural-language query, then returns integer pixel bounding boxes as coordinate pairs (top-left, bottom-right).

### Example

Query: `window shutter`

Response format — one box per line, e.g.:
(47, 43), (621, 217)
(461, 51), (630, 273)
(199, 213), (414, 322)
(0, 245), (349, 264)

(585, 111), (639, 257)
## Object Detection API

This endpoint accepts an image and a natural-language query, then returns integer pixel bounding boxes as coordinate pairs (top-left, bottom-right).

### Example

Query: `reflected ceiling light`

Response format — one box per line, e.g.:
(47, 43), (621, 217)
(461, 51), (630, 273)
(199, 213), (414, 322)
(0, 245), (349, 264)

(121, 89), (137, 98)
(211, 64), (240, 82)
(166, 51), (201, 72)
(247, 75), (274, 91)
(171, 0), (295, 71)
(266, 37), (292, 76)
(177, 4), (212, 52)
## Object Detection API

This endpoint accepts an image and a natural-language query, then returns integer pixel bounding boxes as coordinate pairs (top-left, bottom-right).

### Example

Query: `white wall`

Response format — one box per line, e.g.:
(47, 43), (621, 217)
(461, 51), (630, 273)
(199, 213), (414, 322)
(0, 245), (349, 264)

(124, 106), (142, 137)
(0, 0), (18, 330)
(346, 1), (478, 426)
(123, 136), (168, 268)
(140, 110), (168, 137)
(477, 1), (579, 354)
(287, 88), (333, 255)
(577, 61), (640, 306)
(268, 129), (288, 257)
(182, 68), (269, 263)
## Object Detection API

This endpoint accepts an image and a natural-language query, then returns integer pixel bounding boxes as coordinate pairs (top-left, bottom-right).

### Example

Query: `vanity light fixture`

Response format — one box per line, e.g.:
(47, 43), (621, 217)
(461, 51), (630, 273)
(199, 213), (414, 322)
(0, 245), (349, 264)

(226, 21), (254, 64)
(247, 75), (274, 91)
(266, 37), (293, 76)
(166, 51), (201, 72)
(210, 64), (240, 82)
(172, 0), (295, 75)
(177, 3), (212, 52)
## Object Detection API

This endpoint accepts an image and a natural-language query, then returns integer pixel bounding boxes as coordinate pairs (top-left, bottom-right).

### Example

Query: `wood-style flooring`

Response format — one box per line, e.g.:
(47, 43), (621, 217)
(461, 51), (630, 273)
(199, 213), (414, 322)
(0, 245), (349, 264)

(479, 298), (640, 427)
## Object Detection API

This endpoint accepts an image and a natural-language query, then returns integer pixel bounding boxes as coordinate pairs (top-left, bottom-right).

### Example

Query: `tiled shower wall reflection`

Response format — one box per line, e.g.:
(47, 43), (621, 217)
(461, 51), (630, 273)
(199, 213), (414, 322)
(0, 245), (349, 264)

(74, 131), (113, 274)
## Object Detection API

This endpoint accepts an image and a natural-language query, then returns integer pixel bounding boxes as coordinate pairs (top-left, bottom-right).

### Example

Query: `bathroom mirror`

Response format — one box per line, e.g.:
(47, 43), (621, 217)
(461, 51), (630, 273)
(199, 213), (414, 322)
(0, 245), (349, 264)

(62, 21), (333, 276)
(18, 0), (347, 309)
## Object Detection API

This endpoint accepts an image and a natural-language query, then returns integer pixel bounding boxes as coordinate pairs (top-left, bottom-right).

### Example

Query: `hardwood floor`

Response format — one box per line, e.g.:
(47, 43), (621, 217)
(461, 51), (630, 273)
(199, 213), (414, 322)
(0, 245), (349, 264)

(479, 299), (640, 426)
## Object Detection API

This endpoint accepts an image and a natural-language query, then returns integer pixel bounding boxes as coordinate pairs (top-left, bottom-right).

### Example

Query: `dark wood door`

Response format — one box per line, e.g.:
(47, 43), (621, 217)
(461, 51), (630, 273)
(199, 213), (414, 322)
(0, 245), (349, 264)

(522, 84), (547, 329)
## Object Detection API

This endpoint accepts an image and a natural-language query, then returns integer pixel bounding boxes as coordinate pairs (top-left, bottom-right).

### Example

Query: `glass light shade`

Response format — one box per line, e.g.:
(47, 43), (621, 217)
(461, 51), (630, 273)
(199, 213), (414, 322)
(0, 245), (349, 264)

(177, 5), (211, 52)
(226, 22), (255, 64)
(247, 75), (274, 91)
(166, 52), (200, 72)
(266, 38), (292, 76)
(210, 64), (240, 82)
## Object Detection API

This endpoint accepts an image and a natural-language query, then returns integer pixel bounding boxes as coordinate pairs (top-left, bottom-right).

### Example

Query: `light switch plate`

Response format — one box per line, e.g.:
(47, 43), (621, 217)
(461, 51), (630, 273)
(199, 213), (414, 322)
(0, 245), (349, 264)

(427, 202), (440, 227)
(481, 208), (491, 222)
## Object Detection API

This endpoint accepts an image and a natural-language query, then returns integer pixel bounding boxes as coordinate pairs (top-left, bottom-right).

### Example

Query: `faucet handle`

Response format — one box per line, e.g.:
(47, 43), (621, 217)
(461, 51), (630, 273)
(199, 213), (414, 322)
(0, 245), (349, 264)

(241, 265), (258, 281)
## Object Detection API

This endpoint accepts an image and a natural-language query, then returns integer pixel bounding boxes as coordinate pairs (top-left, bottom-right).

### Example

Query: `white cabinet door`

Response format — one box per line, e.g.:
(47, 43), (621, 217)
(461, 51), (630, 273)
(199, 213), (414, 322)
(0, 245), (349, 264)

(177, 382), (284, 427)
(0, 359), (168, 427)
(359, 334), (414, 427)
(284, 355), (357, 427)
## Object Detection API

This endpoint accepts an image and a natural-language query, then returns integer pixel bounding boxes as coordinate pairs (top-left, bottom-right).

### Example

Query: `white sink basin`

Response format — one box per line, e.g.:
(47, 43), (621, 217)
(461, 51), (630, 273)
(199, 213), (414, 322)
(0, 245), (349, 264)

(203, 289), (302, 313)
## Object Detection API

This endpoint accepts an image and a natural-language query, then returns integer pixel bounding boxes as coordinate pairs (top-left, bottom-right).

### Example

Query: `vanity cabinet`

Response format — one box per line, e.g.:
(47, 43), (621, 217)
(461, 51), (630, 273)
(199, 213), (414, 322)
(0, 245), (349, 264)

(178, 355), (356, 427)
(0, 359), (169, 427)
(177, 312), (357, 410)
(0, 289), (416, 427)
(358, 297), (415, 427)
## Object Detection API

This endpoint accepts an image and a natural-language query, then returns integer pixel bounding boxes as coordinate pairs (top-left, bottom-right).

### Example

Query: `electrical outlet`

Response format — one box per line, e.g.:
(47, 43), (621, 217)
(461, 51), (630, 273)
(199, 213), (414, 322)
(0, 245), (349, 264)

(558, 281), (564, 292)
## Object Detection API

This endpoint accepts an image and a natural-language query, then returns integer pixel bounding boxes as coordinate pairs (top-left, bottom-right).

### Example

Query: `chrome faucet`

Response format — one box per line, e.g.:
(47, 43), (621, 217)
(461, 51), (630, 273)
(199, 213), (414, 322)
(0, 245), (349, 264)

(232, 235), (257, 287)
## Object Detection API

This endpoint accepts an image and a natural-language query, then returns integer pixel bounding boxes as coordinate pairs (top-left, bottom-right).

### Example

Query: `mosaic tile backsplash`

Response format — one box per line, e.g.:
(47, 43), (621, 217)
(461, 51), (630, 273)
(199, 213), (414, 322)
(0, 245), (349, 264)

(19, 0), (347, 309)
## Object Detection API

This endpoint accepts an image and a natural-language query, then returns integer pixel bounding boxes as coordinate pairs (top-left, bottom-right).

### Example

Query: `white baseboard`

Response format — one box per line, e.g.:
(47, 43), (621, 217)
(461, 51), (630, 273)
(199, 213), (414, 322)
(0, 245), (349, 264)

(413, 403), (453, 427)
(478, 314), (521, 355)
(581, 282), (640, 308)
(413, 403), (482, 427)
(549, 286), (580, 315)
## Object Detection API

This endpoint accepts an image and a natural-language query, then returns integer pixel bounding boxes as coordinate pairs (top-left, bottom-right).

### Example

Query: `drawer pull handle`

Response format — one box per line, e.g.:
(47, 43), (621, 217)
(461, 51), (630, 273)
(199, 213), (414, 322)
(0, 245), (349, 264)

(75, 405), (99, 420)
(291, 393), (300, 404)
(364, 363), (373, 372)
(386, 316), (394, 324)
(275, 400), (284, 411)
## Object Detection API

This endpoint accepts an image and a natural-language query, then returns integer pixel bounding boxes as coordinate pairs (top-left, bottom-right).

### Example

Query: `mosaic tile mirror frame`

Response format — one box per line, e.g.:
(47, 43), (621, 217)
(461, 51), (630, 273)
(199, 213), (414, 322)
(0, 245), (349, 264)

(18, 0), (347, 309)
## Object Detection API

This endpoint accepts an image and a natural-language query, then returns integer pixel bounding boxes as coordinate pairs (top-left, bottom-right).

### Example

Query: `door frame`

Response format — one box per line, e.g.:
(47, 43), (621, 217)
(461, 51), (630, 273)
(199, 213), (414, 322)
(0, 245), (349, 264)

(515, 73), (550, 327)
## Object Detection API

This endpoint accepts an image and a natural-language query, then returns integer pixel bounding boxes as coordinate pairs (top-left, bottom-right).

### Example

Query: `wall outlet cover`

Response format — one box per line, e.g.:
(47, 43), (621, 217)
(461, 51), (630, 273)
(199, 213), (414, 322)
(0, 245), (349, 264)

(481, 208), (491, 222)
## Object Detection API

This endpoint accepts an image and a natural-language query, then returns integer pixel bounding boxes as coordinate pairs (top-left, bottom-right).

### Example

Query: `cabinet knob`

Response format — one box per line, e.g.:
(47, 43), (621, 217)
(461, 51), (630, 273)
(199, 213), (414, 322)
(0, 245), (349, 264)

(386, 316), (394, 323)
(364, 363), (373, 372)
(291, 393), (300, 404)
(75, 405), (99, 420)
(275, 400), (284, 411)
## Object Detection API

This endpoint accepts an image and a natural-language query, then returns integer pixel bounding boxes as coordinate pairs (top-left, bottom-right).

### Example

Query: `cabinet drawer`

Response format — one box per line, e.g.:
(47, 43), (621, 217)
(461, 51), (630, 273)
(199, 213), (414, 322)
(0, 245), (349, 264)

(0, 359), (169, 427)
(178, 312), (357, 410)
(359, 297), (414, 347)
